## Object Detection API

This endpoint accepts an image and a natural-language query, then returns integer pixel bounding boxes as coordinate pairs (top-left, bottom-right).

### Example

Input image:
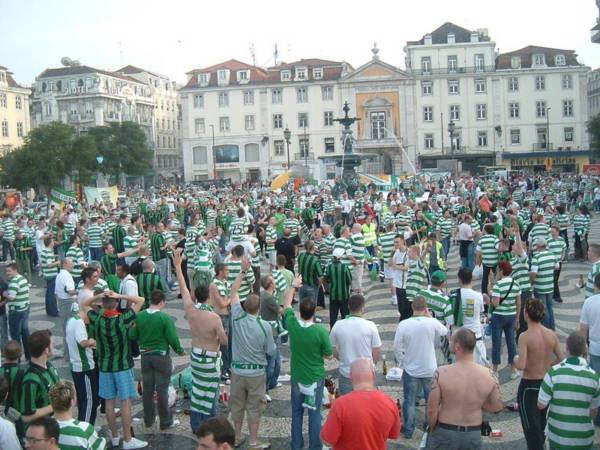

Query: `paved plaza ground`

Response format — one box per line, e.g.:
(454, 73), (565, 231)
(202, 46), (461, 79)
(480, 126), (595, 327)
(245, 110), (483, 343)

(23, 218), (600, 449)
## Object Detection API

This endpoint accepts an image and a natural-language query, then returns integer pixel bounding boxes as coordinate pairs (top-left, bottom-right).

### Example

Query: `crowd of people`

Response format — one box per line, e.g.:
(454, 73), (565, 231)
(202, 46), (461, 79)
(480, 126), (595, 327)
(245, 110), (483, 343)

(0, 171), (599, 449)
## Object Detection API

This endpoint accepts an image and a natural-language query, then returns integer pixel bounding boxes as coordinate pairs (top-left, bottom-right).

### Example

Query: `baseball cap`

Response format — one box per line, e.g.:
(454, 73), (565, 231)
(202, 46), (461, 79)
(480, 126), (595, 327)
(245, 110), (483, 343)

(431, 270), (447, 284)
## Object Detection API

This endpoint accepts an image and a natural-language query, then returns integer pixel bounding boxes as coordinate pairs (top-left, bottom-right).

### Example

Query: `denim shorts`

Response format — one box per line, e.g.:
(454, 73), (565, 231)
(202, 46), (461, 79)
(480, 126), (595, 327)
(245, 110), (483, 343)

(99, 368), (137, 400)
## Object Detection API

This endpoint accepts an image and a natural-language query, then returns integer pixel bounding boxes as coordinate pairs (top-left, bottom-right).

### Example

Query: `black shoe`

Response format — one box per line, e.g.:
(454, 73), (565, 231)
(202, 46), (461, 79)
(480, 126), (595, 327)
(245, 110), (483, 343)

(554, 298), (563, 303)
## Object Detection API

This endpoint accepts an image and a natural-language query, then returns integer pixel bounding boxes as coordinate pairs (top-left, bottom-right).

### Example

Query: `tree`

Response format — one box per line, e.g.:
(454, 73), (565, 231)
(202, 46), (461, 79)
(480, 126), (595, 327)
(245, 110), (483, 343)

(87, 121), (153, 179)
(588, 114), (600, 159)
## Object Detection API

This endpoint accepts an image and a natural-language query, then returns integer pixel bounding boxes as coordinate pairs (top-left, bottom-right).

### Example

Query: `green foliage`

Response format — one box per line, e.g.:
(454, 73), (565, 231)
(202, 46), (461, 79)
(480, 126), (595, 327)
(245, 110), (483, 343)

(588, 115), (600, 157)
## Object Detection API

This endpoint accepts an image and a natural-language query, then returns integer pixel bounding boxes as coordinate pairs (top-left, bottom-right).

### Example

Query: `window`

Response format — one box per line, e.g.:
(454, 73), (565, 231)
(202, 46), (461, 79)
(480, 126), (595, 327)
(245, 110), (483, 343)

(449, 105), (460, 121)
(272, 88), (282, 104)
(245, 143), (260, 162)
(219, 116), (230, 132)
(562, 74), (573, 89)
(295, 68), (307, 80)
(193, 146), (207, 165)
(423, 106), (433, 122)
(322, 86), (333, 101)
(477, 131), (488, 147)
(0, 93), (6, 108)
(533, 54), (545, 66)
(509, 102), (520, 119)
(447, 55), (458, 73)
(296, 87), (308, 103)
(324, 137), (335, 153)
(475, 54), (485, 72)
(217, 70), (228, 82)
(510, 129), (521, 144)
(298, 138), (309, 157)
(448, 80), (459, 95)
(274, 140), (284, 156)
(238, 70), (249, 82)
(298, 113), (309, 128)
(198, 73), (209, 85)
(475, 79), (486, 93)
(44, 102), (52, 116)
(245, 115), (255, 130)
(313, 68), (323, 79)
(168, 136), (172, 148)
(15, 95), (22, 109)
(564, 127), (574, 142)
(243, 90), (254, 105)
(370, 112), (386, 139)
(535, 76), (545, 91)
(536, 101), (547, 118)
(555, 54), (566, 66)
(1, 120), (8, 137)
(324, 111), (334, 126)
(510, 56), (521, 69)
(421, 57), (431, 74)
(424, 133), (434, 149)
(508, 77), (519, 92)
(281, 70), (291, 81)
(563, 100), (574, 117)
(218, 92), (229, 107)
(476, 104), (487, 120)
(193, 94), (204, 108)
(194, 118), (205, 134)
(273, 114), (283, 129)
(422, 81), (433, 95)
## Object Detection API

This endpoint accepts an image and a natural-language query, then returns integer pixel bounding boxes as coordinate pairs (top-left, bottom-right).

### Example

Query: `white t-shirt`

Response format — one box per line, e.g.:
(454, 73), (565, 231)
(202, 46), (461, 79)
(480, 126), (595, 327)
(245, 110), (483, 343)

(330, 316), (382, 378)
(458, 288), (485, 338)
(0, 417), (20, 450)
(119, 274), (138, 309)
(341, 199), (353, 213)
(393, 315), (448, 378)
(65, 315), (95, 372)
(581, 293), (600, 356)
(392, 250), (408, 289)
(55, 269), (76, 301)
(458, 223), (473, 241)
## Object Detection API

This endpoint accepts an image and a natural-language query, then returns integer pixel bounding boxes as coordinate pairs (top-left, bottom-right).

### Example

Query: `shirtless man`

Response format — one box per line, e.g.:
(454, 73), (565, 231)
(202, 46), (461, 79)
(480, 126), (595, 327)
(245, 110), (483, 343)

(426, 328), (503, 449)
(512, 298), (563, 450)
(174, 249), (239, 433)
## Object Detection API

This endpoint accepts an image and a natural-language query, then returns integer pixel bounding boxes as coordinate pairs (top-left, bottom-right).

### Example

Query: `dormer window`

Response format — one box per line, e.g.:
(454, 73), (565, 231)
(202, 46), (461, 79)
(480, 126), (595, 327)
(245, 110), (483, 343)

(217, 69), (229, 85)
(295, 68), (307, 81)
(510, 56), (521, 69)
(281, 70), (291, 81)
(313, 68), (323, 79)
(555, 54), (566, 66)
(198, 73), (209, 86)
(447, 32), (455, 44)
(237, 70), (250, 83)
(533, 54), (545, 66)
(0, 71), (5, 83)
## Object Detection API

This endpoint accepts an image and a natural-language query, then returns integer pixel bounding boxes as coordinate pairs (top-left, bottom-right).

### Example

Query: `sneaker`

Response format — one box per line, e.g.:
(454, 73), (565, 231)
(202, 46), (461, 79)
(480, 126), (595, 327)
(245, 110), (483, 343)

(159, 419), (180, 430)
(265, 393), (272, 403)
(122, 437), (148, 449)
(554, 298), (563, 303)
(248, 441), (271, 450)
(277, 374), (291, 382)
(390, 296), (397, 305)
(111, 437), (121, 448)
(133, 355), (141, 361)
(315, 317), (322, 323)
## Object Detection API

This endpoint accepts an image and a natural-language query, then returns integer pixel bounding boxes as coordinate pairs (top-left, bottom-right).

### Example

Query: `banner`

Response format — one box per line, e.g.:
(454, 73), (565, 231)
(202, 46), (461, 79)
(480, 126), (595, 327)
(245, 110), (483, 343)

(357, 173), (400, 190)
(84, 186), (119, 207)
(583, 164), (600, 176)
(50, 187), (77, 209)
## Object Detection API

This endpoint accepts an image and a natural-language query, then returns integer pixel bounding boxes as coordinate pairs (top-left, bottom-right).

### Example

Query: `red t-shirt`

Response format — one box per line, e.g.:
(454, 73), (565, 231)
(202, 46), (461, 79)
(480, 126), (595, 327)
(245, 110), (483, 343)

(321, 390), (401, 450)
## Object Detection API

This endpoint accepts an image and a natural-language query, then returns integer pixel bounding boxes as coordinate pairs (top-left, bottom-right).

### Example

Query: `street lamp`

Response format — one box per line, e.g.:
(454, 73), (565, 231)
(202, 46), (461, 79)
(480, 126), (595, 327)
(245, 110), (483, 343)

(283, 126), (291, 171)
(546, 107), (551, 151)
(96, 156), (104, 188)
(448, 120), (456, 155)
(209, 124), (215, 179)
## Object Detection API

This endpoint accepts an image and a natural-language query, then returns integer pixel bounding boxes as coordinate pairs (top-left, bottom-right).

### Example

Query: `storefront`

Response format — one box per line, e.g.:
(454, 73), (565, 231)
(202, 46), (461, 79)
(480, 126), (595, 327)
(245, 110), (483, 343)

(501, 150), (590, 174)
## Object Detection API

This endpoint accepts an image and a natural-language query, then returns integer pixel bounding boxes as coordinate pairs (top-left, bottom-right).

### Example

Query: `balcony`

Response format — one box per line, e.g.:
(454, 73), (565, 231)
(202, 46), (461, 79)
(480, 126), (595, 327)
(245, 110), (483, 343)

(69, 113), (94, 123)
(294, 152), (315, 161)
(355, 137), (400, 150)
(532, 143), (554, 151)
(410, 65), (495, 77)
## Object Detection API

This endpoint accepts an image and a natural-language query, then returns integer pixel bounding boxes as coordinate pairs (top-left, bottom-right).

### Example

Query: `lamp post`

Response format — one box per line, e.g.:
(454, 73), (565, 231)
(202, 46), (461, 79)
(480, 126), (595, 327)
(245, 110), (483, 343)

(209, 124), (215, 179)
(448, 120), (456, 156)
(96, 156), (104, 188)
(546, 107), (551, 151)
(283, 126), (291, 171)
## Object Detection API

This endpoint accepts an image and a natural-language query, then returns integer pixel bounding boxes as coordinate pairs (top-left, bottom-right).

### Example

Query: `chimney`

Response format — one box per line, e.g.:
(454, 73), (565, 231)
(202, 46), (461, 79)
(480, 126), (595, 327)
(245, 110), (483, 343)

(470, 32), (479, 43)
(424, 34), (433, 45)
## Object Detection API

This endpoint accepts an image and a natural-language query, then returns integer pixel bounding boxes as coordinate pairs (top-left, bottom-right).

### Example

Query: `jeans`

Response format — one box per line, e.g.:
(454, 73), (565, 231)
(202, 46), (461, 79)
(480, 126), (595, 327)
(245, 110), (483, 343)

(460, 242), (475, 270)
(553, 264), (562, 300)
(266, 343), (281, 391)
(89, 247), (104, 262)
(8, 309), (30, 360)
(190, 399), (218, 434)
(338, 374), (352, 396)
(220, 315), (231, 376)
(590, 354), (600, 426)
(481, 265), (496, 294)
(329, 299), (349, 329)
(45, 277), (59, 317)
(396, 288), (412, 321)
(291, 378), (325, 450)
(402, 371), (432, 438)
(156, 258), (170, 292)
(72, 369), (100, 425)
(535, 291), (555, 330)
(141, 354), (173, 428)
(440, 237), (450, 260)
(491, 313), (517, 366)
(299, 285), (317, 305)
(0, 313), (8, 350)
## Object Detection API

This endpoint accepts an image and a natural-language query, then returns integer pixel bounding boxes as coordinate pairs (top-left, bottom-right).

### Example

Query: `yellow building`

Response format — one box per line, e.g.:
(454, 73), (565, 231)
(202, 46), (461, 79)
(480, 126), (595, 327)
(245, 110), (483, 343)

(0, 65), (31, 155)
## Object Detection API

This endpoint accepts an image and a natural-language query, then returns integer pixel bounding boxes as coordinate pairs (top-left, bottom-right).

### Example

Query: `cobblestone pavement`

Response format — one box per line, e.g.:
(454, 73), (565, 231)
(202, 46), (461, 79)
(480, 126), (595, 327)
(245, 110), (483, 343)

(25, 218), (600, 449)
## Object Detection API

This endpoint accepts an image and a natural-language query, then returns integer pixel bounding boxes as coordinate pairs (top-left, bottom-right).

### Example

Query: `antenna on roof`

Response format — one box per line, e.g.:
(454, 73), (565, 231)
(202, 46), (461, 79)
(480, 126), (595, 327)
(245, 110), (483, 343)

(250, 44), (256, 66)
(274, 44), (279, 66)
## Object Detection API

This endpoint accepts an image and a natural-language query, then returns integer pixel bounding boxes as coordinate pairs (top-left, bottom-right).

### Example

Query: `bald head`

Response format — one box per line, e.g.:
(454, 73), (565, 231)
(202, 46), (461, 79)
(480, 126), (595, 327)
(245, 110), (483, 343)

(142, 258), (155, 272)
(350, 358), (376, 389)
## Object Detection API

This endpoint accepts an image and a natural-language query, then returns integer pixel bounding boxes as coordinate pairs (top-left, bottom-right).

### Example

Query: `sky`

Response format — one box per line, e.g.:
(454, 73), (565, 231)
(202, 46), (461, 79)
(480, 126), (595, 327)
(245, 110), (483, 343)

(1, 0), (599, 86)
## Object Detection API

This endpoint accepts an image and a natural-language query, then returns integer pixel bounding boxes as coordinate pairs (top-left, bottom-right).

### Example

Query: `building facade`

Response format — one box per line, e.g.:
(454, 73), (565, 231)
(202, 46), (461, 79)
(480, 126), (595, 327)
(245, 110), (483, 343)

(0, 65), (31, 155)
(180, 59), (350, 182)
(590, 68), (600, 120)
(116, 65), (181, 182)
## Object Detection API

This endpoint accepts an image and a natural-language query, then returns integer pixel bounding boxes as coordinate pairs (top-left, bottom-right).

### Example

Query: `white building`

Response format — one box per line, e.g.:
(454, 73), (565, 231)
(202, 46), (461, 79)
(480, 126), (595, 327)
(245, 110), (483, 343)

(116, 65), (181, 182)
(180, 59), (351, 182)
(0, 65), (31, 155)
(589, 68), (600, 120)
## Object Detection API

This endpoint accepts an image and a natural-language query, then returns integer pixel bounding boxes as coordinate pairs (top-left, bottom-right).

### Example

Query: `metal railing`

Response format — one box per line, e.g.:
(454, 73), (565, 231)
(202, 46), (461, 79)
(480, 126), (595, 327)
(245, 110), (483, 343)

(409, 65), (496, 76)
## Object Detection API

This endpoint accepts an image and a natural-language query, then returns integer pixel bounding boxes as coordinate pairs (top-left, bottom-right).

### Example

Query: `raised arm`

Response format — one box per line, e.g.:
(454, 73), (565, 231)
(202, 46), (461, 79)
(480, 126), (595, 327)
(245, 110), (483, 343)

(283, 275), (303, 310)
(230, 257), (251, 306)
(173, 248), (194, 312)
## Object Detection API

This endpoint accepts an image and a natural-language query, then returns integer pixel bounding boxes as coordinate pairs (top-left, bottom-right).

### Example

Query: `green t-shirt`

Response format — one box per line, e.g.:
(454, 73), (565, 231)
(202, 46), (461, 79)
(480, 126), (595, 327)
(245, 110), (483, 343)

(284, 308), (333, 384)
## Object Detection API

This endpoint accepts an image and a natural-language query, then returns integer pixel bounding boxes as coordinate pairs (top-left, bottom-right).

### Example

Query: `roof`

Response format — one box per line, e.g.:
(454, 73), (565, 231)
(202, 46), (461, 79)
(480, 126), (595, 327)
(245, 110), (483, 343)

(407, 22), (491, 45)
(37, 65), (145, 84)
(116, 65), (161, 78)
(0, 65), (7, 70)
(6, 73), (24, 89)
(186, 59), (260, 75)
(267, 58), (344, 69)
(495, 45), (582, 69)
